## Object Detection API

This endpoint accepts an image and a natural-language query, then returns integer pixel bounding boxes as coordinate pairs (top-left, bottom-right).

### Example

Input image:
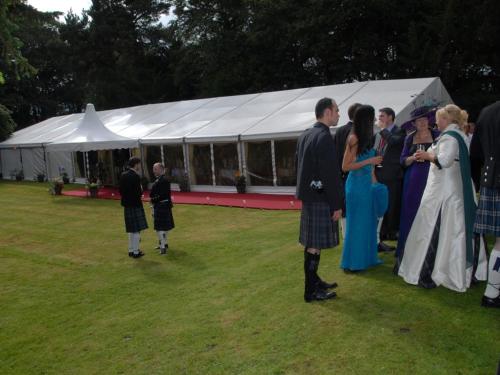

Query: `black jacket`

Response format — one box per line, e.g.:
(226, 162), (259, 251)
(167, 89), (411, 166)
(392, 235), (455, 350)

(470, 100), (500, 188)
(374, 125), (406, 182)
(332, 121), (353, 182)
(119, 169), (143, 207)
(295, 122), (343, 212)
(150, 175), (173, 207)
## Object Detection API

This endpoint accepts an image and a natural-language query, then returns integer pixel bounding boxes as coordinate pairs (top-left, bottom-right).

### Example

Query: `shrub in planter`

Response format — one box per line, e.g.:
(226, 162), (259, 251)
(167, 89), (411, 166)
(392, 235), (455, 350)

(36, 173), (45, 182)
(49, 177), (64, 195)
(15, 170), (24, 181)
(61, 172), (70, 184)
(235, 173), (246, 194)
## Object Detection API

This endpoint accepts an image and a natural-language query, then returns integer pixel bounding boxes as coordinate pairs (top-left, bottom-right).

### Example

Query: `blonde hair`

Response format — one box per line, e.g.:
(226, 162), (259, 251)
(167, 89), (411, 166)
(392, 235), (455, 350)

(436, 104), (469, 130)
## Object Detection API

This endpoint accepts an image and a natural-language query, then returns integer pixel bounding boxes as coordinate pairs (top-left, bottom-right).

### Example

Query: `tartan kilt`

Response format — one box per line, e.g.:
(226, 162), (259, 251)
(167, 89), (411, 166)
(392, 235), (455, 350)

(299, 201), (339, 249)
(474, 186), (500, 236)
(153, 202), (175, 231)
(124, 206), (148, 233)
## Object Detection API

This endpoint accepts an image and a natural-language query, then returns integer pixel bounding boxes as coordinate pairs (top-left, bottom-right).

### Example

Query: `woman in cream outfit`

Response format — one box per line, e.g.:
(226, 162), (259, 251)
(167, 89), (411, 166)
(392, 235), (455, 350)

(398, 104), (487, 292)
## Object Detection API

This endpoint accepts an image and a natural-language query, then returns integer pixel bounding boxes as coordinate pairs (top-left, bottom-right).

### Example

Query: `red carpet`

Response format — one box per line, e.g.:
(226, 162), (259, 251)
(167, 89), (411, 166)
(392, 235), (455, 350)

(62, 187), (302, 210)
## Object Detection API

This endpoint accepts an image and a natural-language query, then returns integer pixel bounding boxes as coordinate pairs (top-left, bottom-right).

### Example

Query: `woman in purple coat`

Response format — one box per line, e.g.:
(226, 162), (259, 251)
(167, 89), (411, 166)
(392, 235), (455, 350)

(394, 107), (439, 272)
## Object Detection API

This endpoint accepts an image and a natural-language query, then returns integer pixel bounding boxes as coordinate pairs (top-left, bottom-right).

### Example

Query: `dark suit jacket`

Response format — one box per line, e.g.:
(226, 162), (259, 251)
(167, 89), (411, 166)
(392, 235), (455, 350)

(295, 122), (343, 213)
(332, 121), (353, 182)
(470, 100), (500, 188)
(374, 125), (406, 182)
(150, 175), (173, 207)
(119, 169), (143, 207)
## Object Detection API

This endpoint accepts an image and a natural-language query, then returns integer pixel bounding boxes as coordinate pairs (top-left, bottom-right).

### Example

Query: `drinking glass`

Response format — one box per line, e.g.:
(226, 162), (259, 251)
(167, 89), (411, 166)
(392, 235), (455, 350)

(416, 144), (425, 162)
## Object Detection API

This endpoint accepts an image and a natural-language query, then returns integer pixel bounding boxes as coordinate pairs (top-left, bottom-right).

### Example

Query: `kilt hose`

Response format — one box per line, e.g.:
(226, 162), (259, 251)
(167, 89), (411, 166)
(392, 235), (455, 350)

(299, 201), (339, 249)
(153, 202), (175, 231)
(474, 186), (500, 236)
(124, 206), (148, 233)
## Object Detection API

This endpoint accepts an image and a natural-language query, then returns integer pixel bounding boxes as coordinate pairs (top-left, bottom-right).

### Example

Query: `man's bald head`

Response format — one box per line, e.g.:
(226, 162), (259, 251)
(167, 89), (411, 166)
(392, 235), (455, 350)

(153, 163), (165, 177)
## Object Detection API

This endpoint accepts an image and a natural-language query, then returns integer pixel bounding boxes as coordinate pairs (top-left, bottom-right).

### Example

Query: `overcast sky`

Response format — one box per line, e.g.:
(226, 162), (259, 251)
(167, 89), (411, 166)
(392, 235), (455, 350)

(27, 0), (92, 16)
(26, 0), (172, 24)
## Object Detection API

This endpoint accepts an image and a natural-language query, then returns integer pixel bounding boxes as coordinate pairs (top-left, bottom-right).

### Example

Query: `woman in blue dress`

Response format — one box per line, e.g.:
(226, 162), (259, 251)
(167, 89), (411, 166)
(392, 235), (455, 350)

(341, 105), (384, 271)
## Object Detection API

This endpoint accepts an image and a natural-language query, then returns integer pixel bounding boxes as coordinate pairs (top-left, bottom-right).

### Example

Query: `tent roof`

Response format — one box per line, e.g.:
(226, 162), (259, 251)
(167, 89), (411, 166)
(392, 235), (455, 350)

(0, 77), (452, 149)
(46, 104), (137, 152)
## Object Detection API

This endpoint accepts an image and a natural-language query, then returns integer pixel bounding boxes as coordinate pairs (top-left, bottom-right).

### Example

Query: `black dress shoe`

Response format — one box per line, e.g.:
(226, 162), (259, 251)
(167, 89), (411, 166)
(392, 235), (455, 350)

(481, 295), (500, 308)
(318, 280), (338, 290)
(132, 251), (145, 259)
(378, 242), (395, 252)
(128, 252), (134, 257)
(305, 289), (337, 302)
(159, 248), (167, 255)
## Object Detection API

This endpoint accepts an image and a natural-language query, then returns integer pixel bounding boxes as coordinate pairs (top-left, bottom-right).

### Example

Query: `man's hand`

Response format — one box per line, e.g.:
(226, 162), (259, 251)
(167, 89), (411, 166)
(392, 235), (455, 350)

(332, 209), (342, 221)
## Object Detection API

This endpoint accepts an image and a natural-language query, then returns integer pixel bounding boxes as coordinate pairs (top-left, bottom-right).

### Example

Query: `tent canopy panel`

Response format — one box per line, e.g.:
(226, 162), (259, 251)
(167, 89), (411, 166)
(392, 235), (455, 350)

(240, 82), (366, 140)
(142, 94), (258, 143)
(0, 113), (83, 148)
(184, 88), (309, 143)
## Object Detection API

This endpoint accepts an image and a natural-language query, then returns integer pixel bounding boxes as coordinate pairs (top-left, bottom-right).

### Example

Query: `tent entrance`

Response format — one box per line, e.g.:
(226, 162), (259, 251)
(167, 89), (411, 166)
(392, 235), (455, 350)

(74, 149), (130, 186)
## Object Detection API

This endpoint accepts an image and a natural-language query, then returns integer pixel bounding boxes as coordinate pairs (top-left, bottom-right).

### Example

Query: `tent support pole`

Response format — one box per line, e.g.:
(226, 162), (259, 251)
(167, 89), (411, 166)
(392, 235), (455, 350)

(71, 152), (76, 182)
(139, 145), (145, 177)
(237, 137), (243, 174)
(19, 148), (23, 175)
(210, 143), (216, 186)
(240, 140), (247, 183)
(85, 152), (90, 181)
(42, 145), (49, 180)
(182, 141), (190, 185)
(271, 140), (277, 186)
(160, 145), (165, 166)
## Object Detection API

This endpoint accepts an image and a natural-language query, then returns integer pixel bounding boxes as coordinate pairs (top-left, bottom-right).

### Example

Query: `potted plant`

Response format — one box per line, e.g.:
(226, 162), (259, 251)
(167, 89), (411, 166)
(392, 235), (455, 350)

(235, 172), (246, 194)
(49, 177), (64, 195)
(61, 172), (70, 184)
(15, 170), (24, 181)
(36, 173), (45, 182)
(178, 172), (190, 192)
(86, 182), (99, 198)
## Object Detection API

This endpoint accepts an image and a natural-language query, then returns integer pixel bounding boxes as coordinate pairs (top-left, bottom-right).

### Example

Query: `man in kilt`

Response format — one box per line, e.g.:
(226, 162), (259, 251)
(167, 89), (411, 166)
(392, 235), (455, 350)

(150, 163), (175, 255)
(119, 157), (148, 259)
(471, 100), (500, 308)
(296, 97), (344, 302)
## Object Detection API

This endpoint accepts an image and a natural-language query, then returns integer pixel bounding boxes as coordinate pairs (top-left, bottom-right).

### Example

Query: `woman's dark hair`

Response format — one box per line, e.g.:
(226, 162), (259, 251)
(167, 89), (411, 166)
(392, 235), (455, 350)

(352, 105), (375, 156)
(128, 157), (141, 168)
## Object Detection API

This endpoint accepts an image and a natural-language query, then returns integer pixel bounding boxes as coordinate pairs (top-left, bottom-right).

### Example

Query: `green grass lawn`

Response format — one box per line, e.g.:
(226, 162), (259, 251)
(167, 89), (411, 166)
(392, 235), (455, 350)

(0, 181), (498, 375)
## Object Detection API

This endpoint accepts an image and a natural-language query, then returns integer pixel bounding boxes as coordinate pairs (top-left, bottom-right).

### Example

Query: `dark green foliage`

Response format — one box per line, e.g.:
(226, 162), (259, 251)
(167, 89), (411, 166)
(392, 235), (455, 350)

(0, 104), (16, 141)
(1, 0), (500, 134)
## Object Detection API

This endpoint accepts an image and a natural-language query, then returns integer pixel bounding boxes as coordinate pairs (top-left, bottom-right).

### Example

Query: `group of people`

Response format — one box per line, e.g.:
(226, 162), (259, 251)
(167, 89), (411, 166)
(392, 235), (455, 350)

(119, 157), (175, 258)
(296, 97), (500, 309)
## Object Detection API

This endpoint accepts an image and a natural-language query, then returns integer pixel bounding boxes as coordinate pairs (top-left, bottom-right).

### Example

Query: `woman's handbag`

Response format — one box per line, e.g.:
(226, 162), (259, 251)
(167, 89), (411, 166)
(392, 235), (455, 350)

(372, 182), (389, 218)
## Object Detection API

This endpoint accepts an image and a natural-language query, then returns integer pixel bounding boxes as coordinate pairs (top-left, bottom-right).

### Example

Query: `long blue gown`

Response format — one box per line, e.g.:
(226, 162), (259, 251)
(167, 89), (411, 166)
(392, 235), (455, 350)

(341, 149), (382, 271)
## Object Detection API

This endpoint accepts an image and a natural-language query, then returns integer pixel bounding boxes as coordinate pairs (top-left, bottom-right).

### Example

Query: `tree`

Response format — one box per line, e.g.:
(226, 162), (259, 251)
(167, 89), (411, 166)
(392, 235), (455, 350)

(0, 0), (37, 83)
(0, 104), (16, 141)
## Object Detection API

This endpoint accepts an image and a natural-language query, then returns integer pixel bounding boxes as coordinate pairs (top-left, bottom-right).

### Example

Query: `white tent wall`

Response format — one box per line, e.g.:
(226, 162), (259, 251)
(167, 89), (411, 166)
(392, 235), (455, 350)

(1, 149), (22, 179)
(47, 151), (74, 180)
(20, 148), (46, 181)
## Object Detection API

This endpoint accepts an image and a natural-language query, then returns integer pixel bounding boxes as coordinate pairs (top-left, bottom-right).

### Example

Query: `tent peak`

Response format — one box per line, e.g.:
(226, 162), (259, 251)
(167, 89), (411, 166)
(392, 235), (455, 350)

(85, 103), (96, 113)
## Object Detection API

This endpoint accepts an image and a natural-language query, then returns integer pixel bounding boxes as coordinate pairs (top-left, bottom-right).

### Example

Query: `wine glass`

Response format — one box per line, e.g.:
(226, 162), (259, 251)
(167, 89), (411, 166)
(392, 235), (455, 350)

(416, 144), (425, 162)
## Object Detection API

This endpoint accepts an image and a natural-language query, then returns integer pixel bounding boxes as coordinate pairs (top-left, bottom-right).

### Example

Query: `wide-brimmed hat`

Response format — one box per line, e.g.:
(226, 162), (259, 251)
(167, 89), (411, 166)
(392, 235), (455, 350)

(409, 105), (436, 121)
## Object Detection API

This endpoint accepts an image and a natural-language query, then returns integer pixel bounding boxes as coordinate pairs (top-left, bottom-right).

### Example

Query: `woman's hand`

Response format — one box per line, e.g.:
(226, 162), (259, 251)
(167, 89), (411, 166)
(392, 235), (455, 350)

(368, 155), (383, 165)
(415, 150), (431, 161)
(407, 155), (417, 164)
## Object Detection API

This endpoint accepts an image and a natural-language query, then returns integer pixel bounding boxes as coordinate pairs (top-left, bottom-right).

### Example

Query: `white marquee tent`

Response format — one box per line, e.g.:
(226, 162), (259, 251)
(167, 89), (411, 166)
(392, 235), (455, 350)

(0, 77), (452, 192)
